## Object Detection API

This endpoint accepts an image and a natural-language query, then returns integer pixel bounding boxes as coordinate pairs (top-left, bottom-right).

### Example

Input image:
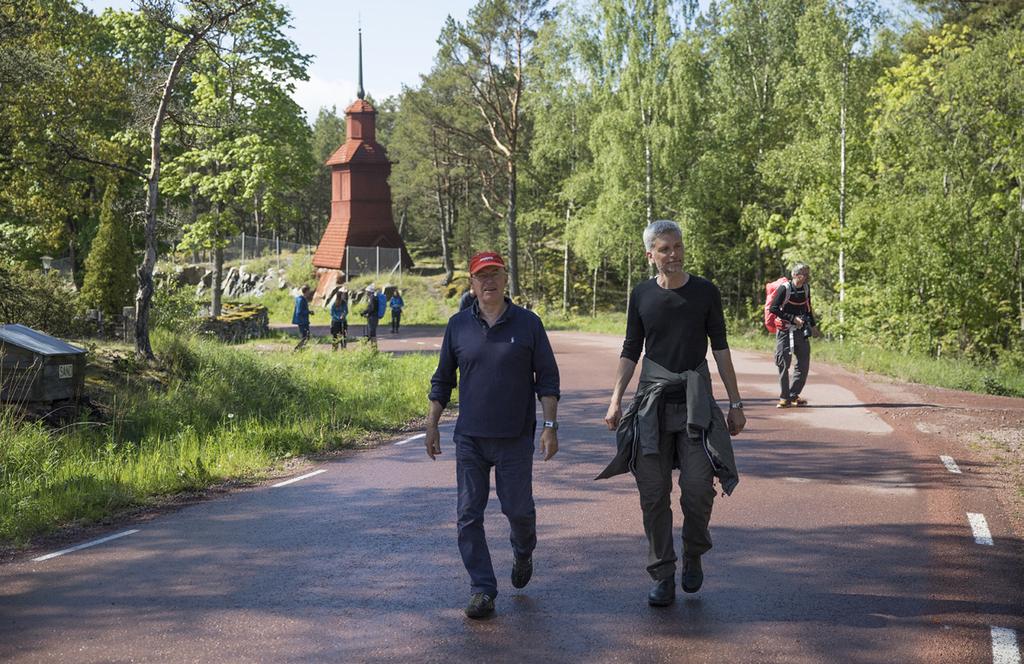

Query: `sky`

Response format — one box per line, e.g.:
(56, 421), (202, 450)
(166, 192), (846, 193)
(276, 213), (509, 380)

(82, 0), (918, 123)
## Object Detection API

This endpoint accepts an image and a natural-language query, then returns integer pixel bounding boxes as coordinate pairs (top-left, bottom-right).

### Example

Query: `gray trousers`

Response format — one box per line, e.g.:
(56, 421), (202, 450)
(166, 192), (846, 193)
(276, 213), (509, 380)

(775, 328), (811, 399)
(633, 403), (717, 581)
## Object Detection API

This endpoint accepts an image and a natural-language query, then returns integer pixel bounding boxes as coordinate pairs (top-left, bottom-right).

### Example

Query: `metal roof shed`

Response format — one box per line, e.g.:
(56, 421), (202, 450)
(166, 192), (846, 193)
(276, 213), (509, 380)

(0, 324), (86, 404)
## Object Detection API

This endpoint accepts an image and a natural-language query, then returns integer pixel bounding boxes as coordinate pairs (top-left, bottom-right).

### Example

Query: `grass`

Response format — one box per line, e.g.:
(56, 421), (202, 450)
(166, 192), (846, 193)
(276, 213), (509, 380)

(725, 324), (1024, 398)
(0, 331), (442, 545)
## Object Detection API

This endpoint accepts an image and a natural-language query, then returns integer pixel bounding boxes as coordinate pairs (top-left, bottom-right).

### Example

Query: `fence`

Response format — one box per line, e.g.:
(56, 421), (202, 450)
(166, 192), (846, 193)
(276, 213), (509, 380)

(186, 233), (315, 268)
(344, 246), (403, 282)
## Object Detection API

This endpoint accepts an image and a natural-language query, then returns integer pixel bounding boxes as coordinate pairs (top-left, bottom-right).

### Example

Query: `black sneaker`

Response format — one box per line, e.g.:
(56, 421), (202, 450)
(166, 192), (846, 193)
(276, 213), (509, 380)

(465, 592), (495, 619)
(682, 555), (703, 593)
(511, 555), (533, 589)
(647, 577), (675, 607)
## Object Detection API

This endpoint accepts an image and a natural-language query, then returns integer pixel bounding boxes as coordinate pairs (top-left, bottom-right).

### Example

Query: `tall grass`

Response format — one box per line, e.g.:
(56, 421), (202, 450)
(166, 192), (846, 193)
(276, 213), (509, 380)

(0, 331), (440, 545)
(726, 327), (1024, 397)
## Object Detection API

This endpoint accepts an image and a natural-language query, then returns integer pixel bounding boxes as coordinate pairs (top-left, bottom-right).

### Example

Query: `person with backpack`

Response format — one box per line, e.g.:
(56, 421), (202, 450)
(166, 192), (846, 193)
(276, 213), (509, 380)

(361, 284), (380, 345)
(767, 263), (820, 408)
(329, 288), (349, 351)
(292, 285), (314, 351)
(389, 289), (405, 333)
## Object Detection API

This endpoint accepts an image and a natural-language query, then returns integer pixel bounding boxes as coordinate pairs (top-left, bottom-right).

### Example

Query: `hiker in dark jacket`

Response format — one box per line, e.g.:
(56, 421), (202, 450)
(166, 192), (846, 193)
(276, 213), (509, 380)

(601, 220), (745, 608)
(769, 262), (819, 408)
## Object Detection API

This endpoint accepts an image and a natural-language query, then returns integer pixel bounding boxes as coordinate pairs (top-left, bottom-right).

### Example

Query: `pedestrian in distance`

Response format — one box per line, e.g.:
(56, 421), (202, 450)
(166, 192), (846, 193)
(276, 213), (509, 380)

(389, 288), (404, 334)
(330, 288), (349, 351)
(426, 250), (561, 620)
(458, 286), (476, 311)
(292, 285), (314, 351)
(768, 263), (820, 408)
(361, 284), (379, 346)
(599, 220), (744, 608)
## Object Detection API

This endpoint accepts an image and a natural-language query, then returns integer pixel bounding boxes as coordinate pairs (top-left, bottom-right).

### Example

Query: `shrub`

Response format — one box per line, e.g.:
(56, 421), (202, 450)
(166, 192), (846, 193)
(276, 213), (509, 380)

(0, 261), (87, 336)
(80, 186), (136, 320)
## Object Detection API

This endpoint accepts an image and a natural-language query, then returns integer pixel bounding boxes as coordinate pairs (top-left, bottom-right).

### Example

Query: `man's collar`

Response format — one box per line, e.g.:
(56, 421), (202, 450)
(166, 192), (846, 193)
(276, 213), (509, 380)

(472, 296), (514, 325)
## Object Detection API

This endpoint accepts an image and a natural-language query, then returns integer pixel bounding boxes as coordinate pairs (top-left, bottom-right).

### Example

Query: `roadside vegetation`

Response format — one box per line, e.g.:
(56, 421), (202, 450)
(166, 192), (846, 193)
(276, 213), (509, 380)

(0, 332), (440, 545)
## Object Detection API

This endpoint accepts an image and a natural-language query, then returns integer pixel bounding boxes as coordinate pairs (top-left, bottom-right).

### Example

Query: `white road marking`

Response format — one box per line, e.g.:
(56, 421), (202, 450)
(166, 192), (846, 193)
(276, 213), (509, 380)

(416, 341), (426, 345)
(33, 529), (139, 562)
(433, 344), (441, 348)
(395, 433), (426, 446)
(940, 455), (962, 474)
(991, 627), (1021, 664)
(272, 469), (326, 488)
(967, 512), (994, 545)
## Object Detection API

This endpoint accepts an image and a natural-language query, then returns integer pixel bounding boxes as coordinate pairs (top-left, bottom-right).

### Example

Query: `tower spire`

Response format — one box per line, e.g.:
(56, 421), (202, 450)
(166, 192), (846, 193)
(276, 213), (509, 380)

(357, 28), (365, 100)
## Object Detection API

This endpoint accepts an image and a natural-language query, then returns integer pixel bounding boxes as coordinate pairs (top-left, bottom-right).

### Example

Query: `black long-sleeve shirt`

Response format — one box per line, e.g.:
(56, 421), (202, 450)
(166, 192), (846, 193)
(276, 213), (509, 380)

(769, 281), (811, 324)
(429, 299), (560, 438)
(621, 275), (729, 374)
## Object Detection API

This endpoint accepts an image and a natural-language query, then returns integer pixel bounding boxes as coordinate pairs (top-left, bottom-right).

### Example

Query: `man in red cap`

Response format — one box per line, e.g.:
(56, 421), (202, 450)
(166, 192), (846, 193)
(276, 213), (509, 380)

(426, 251), (561, 619)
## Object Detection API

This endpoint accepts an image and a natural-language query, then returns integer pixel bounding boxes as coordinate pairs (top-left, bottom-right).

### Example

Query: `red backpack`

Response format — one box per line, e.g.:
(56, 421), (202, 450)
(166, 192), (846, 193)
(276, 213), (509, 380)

(763, 277), (791, 333)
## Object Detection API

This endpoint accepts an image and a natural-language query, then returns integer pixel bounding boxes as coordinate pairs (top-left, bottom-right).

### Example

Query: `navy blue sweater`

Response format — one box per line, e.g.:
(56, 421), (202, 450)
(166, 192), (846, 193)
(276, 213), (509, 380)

(429, 299), (560, 438)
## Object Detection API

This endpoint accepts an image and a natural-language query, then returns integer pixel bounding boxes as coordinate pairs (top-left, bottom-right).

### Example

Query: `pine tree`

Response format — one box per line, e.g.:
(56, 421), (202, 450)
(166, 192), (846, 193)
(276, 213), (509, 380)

(82, 185), (136, 321)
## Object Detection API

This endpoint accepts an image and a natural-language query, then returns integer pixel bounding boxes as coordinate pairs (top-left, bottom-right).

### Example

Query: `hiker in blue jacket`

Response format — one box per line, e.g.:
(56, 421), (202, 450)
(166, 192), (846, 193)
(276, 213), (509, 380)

(292, 285), (314, 351)
(330, 289), (349, 351)
(389, 289), (405, 333)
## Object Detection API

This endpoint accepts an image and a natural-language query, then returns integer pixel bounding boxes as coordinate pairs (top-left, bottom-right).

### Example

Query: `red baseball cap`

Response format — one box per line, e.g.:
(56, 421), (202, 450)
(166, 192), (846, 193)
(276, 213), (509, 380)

(469, 251), (506, 275)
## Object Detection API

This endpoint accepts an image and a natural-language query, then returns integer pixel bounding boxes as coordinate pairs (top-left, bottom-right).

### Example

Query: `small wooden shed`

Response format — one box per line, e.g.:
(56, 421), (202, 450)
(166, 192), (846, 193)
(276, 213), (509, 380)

(0, 324), (86, 405)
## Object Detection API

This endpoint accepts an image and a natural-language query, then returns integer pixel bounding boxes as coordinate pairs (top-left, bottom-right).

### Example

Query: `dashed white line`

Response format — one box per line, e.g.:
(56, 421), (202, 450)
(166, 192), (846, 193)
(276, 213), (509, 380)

(940, 455), (962, 474)
(416, 341), (426, 346)
(395, 433), (426, 446)
(33, 529), (139, 562)
(967, 512), (994, 545)
(272, 469), (326, 488)
(991, 627), (1021, 664)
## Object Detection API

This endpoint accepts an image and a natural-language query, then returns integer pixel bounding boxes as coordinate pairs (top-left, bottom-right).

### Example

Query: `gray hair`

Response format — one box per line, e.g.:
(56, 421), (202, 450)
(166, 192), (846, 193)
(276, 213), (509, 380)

(790, 262), (809, 276)
(643, 220), (683, 251)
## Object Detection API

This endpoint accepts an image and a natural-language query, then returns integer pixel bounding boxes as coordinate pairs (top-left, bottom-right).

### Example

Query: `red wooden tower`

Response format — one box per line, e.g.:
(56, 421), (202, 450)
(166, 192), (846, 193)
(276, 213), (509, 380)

(312, 30), (412, 297)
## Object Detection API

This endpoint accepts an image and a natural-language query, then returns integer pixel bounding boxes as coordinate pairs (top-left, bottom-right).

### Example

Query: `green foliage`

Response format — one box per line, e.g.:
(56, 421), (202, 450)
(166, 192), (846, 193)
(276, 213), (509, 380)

(80, 186), (136, 320)
(151, 280), (201, 333)
(0, 262), (86, 336)
(0, 332), (439, 544)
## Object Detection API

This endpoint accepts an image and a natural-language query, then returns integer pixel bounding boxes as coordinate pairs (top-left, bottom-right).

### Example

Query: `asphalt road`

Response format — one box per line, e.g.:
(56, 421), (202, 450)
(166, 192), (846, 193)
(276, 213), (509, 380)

(2, 328), (1022, 663)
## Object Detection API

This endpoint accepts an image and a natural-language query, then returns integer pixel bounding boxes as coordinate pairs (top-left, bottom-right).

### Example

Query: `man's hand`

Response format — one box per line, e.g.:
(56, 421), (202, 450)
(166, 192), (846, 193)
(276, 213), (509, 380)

(540, 428), (558, 461)
(793, 316), (805, 328)
(425, 425), (442, 459)
(727, 407), (746, 436)
(604, 401), (622, 431)
(811, 325), (823, 338)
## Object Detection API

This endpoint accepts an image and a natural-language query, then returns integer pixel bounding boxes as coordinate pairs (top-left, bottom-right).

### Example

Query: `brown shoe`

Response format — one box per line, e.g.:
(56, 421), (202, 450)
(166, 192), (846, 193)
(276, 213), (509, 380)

(776, 398), (791, 408)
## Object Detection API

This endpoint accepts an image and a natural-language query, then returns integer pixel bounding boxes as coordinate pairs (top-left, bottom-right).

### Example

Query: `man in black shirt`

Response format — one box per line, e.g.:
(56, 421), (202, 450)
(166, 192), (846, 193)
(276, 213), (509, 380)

(769, 263), (818, 407)
(603, 220), (745, 607)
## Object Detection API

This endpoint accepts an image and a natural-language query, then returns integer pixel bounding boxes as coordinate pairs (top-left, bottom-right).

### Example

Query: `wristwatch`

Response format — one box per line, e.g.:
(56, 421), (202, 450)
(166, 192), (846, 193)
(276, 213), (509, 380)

(729, 401), (743, 410)
(543, 420), (559, 431)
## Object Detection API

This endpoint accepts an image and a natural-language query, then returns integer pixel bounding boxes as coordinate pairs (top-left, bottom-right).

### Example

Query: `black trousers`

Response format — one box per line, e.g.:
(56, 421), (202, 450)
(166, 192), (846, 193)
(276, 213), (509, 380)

(633, 402), (717, 581)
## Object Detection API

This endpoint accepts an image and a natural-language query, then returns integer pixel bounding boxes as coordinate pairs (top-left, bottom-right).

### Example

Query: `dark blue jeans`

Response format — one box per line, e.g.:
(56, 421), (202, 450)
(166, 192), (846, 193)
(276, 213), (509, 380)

(455, 432), (536, 597)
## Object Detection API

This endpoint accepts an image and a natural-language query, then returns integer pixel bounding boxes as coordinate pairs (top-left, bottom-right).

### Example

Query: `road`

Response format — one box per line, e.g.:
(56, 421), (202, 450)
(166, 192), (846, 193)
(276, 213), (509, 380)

(2, 328), (1022, 663)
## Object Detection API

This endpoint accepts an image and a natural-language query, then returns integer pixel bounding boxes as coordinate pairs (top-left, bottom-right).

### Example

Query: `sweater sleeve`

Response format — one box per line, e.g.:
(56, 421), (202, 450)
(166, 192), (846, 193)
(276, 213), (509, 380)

(532, 319), (560, 400)
(620, 286), (645, 362)
(707, 282), (729, 351)
(428, 321), (458, 407)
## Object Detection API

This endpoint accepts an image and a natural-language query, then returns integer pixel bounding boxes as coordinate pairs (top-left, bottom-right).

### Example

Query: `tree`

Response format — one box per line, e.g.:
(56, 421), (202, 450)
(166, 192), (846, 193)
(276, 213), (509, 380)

(162, 0), (310, 316)
(81, 185), (137, 321)
(131, 0), (261, 359)
(437, 0), (550, 297)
